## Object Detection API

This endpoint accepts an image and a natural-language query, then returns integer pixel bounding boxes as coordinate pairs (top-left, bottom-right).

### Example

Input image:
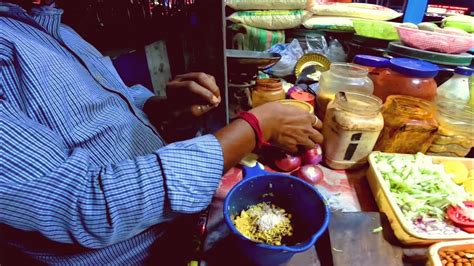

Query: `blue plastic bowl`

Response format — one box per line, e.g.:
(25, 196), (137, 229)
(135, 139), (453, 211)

(223, 164), (330, 265)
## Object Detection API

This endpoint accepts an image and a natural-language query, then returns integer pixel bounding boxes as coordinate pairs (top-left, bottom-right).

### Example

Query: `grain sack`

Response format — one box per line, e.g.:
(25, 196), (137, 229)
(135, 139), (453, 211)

(302, 16), (353, 31)
(306, 2), (402, 21)
(226, 0), (306, 10)
(229, 24), (285, 51)
(228, 10), (310, 30)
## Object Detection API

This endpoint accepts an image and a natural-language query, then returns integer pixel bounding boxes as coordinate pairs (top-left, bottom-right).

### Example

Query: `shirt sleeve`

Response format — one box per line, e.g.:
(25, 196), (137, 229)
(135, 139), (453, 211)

(0, 110), (223, 249)
(126, 84), (156, 110)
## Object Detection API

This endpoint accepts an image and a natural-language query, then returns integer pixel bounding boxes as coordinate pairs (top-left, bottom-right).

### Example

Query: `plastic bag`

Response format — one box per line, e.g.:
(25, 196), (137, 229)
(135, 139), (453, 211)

(306, 2), (402, 21)
(228, 10), (309, 30)
(325, 39), (346, 63)
(227, 0), (306, 10)
(264, 39), (304, 77)
(305, 33), (328, 54)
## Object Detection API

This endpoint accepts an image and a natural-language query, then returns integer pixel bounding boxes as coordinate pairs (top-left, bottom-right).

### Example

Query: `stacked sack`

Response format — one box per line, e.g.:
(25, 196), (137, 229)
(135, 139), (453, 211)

(227, 0), (310, 51)
(303, 2), (402, 32)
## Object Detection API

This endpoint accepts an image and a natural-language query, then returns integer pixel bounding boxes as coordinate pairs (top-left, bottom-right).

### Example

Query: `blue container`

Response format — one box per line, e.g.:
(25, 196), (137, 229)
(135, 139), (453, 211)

(223, 164), (330, 265)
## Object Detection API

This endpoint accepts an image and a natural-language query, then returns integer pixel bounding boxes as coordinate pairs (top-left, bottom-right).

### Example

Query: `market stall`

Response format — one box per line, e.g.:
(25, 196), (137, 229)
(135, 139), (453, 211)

(198, 1), (474, 265)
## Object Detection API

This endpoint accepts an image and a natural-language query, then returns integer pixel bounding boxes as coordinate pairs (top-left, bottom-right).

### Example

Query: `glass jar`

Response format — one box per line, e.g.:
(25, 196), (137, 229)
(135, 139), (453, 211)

(251, 78), (285, 108)
(353, 55), (391, 102)
(316, 63), (373, 119)
(322, 92), (384, 170)
(427, 99), (474, 157)
(374, 95), (439, 154)
(377, 58), (438, 102)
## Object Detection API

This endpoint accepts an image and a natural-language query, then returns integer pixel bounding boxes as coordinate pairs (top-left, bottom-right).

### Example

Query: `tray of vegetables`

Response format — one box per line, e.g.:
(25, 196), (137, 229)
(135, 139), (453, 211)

(367, 152), (474, 245)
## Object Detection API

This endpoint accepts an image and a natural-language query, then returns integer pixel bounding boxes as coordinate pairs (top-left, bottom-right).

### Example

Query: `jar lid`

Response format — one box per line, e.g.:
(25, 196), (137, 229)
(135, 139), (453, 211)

(455, 66), (474, 76)
(278, 99), (314, 114)
(353, 55), (390, 68)
(389, 58), (439, 78)
(290, 91), (315, 102)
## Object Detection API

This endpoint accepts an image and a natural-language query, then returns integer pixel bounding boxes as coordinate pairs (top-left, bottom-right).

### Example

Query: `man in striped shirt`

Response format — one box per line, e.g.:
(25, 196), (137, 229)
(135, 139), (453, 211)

(0, 1), (323, 264)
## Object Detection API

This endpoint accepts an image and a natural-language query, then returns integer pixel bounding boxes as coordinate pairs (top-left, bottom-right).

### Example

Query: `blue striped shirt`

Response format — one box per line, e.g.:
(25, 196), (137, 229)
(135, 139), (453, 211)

(0, 3), (223, 264)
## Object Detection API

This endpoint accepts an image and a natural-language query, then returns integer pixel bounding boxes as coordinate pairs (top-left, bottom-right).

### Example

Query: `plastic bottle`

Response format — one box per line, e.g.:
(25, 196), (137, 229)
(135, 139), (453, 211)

(436, 66), (473, 104)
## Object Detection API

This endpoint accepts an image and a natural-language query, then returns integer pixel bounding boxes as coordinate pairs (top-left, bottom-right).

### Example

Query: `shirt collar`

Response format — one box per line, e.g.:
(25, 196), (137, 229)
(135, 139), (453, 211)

(0, 3), (63, 40)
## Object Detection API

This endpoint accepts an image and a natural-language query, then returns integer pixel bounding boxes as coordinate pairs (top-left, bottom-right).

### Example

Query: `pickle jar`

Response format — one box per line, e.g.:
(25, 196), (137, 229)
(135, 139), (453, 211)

(322, 91), (384, 170)
(427, 99), (474, 157)
(251, 78), (285, 108)
(374, 95), (439, 154)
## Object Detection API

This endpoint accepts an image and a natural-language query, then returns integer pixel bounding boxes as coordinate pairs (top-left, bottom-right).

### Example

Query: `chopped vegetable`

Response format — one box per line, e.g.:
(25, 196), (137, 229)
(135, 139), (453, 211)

(443, 161), (469, 185)
(233, 202), (293, 245)
(374, 153), (470, 234)
(372, 226), (383, 233)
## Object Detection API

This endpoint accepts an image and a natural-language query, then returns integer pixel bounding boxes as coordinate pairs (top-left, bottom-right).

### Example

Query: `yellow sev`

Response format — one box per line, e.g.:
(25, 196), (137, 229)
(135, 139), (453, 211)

(233, 202), (293, 246)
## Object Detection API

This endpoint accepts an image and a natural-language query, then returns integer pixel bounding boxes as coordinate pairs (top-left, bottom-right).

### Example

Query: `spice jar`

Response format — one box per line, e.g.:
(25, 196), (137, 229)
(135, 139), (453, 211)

(427, 99), (474, 157)
(316, 63), (373, 119)
(374, 95), (439, 154)
(322, 92), (384, 170)
(252, 78), (285, 108)
(376, 58), (439, 102)
(353, 55), (391, 102)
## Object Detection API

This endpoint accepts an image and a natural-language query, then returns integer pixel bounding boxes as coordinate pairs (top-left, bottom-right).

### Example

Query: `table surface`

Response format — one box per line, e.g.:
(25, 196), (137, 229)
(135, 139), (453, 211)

(201, 164), (432, 266)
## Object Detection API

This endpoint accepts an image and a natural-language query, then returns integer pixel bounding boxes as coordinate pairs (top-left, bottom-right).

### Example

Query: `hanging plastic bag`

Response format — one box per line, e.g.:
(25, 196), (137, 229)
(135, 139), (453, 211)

(325, 39), (346, 62)
(305, 33), (328, 54)
(264, 39), (304, 77)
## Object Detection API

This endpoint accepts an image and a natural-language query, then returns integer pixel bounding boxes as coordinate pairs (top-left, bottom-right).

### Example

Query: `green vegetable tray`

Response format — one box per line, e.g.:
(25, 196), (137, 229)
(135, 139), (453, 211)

(367, 152), (474, 245)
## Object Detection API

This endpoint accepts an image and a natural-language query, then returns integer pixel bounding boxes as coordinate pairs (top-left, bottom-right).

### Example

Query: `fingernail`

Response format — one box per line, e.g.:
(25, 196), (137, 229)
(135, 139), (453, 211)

(211, 96), (219, 104)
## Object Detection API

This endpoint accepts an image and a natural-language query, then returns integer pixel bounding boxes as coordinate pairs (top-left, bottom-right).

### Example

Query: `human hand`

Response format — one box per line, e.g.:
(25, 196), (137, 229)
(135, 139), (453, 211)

(250, 102), (323, 153)
(166, 72), (221, 117)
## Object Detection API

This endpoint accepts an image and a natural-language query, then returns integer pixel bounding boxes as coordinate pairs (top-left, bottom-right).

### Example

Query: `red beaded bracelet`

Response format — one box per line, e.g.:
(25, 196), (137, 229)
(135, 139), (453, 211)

(237, 112), (269, 149)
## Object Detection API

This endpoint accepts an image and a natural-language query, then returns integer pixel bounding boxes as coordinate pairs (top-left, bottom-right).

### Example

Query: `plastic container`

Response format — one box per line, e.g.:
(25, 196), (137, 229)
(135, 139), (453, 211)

(427, 100), (474, 157)
(224, 164), (330, 265)
(322, 92), (384, 170)
(436, 66), (473, 104)
(252, 78), (285, 108)
(374, 95), (439, 154)
(396, 26), (473, 54)
(367, 152), (474, 245)
(373, 58), (439, 102)
(427, 239), (474, 266)
(316, 63), (373, 119)
(353, 55), (391, 102)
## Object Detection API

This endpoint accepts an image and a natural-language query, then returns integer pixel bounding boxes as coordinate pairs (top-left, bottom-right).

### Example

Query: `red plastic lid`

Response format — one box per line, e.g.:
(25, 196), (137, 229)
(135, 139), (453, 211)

(290, 91), (315, 102)
(447, 201), (474, 231)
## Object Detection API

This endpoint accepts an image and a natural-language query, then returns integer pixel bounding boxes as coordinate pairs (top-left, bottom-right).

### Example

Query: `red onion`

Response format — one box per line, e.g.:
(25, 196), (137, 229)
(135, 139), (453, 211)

(296, 164), (324, 185)
(274, 154), (302, 172)
(301, 145), (323, 165)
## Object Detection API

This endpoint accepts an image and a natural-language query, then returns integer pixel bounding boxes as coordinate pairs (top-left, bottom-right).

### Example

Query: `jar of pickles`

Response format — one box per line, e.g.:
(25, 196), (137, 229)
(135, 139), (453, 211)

(374, 95), (439, 154)
(251, 78), (285, 108)
(427, 99), (474, 157)
(322, 92), (384, 170)
(316, 63), (373, 119)
(376, 58), (439, 102)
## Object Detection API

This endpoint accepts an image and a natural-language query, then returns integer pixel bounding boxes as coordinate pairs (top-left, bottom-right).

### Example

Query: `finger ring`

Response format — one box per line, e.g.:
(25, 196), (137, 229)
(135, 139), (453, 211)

(312, 115), (319, 127)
